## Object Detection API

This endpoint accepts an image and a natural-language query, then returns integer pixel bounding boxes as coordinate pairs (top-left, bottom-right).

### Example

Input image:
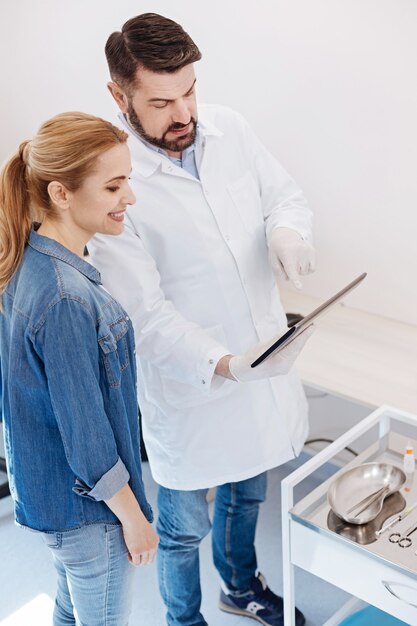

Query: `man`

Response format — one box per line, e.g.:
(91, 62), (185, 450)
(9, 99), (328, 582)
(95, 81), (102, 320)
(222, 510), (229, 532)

(90, 13), (315, 626)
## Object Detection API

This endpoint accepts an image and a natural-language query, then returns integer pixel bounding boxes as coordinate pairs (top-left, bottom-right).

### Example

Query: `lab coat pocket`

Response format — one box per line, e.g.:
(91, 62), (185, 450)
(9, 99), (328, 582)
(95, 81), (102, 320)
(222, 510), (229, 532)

(160, 324), (235, 409)
(227, 171), (263, 233)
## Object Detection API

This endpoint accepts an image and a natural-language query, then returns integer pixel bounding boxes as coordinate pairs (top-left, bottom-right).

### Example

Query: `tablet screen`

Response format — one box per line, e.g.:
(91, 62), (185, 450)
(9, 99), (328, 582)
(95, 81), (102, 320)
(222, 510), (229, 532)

(251, 272), (367, 368)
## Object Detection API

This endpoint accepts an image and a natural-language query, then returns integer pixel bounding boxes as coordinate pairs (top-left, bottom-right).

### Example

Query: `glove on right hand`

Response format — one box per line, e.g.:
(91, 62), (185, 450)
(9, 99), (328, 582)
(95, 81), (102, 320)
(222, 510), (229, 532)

(229, 325), (314, 383)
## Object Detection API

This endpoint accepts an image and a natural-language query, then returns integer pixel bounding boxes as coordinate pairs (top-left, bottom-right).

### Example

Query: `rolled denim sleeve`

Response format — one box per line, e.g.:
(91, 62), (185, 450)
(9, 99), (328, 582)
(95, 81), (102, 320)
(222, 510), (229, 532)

(34, 297), (129, 501)
(73, 457), (129, 501)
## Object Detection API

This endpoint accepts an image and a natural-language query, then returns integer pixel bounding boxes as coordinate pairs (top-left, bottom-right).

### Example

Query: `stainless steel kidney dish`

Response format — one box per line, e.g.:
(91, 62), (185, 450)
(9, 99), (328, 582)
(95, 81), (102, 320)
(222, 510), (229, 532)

(328, 463), (406, 525)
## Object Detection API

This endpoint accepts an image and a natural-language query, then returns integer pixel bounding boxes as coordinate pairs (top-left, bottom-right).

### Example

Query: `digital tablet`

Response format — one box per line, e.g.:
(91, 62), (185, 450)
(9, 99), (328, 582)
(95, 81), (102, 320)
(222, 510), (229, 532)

(251, 272), (367, 368)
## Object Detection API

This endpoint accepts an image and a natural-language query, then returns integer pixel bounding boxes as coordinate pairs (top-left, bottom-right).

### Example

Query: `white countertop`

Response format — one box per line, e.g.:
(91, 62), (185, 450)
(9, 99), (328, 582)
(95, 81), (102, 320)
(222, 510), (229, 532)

(280, 288), (417, 413)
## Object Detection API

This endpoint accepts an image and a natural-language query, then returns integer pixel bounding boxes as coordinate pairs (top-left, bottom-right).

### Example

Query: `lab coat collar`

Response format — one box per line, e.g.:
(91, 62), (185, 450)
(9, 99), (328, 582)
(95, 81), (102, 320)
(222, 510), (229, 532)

(117, 109), (223, 179)
(198, 114), (224, 139)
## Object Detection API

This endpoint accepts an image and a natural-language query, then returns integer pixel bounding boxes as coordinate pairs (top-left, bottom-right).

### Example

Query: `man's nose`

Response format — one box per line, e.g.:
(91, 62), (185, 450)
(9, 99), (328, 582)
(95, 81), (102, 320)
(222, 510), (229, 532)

(172, 99), (191, 125)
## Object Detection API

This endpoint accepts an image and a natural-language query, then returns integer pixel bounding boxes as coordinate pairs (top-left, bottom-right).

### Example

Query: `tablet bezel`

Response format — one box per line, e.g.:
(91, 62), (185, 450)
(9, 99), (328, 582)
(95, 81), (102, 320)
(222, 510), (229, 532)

(250, 272), (367, 368)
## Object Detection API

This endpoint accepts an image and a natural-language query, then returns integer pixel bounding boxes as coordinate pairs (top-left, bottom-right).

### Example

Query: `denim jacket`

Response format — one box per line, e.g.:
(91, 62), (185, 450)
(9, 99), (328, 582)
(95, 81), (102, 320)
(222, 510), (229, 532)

(0, 229), (152, 531)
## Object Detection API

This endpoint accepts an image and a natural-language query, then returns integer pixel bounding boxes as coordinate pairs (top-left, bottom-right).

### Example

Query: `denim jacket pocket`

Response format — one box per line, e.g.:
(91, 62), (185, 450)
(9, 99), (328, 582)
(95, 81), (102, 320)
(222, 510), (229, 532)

(98, 317), (130, 388)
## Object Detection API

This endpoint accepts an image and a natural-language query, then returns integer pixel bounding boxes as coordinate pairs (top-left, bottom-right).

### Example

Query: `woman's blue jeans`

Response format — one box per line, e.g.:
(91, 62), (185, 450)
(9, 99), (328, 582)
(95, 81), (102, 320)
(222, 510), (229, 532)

(41, 523), (135, 626)
(157, 471), (268, 626)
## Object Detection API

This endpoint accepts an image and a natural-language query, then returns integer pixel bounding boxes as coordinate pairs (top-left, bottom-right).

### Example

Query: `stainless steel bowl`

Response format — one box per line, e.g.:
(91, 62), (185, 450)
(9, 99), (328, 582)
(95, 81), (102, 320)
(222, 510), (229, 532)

(327, 462), (406, 525)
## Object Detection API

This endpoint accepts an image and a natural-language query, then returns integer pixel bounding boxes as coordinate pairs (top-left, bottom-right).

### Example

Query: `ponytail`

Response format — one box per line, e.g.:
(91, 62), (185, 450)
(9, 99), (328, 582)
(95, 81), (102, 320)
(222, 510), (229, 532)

(0, 141), (33, 306)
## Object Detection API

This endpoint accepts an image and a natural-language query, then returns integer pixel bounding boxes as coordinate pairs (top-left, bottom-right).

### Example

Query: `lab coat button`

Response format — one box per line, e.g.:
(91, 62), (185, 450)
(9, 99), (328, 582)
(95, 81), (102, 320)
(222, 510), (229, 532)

(201, 379), (206, 385)
(209, 359), (214, 365)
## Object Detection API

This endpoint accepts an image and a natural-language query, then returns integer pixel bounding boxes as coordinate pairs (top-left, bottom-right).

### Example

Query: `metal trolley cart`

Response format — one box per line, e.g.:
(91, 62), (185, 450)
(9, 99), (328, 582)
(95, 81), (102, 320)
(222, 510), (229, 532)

(282, 405), (417, 626)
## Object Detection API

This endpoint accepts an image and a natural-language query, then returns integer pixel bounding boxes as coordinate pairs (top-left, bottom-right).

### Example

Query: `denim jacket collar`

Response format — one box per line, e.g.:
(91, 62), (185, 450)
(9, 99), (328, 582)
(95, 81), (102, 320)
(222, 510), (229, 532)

(28, 228), (101, 285)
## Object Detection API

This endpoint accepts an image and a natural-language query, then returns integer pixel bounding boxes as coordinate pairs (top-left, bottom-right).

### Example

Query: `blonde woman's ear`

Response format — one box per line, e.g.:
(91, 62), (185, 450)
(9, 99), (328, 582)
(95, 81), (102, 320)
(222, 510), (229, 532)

(47, 181), (70, 210)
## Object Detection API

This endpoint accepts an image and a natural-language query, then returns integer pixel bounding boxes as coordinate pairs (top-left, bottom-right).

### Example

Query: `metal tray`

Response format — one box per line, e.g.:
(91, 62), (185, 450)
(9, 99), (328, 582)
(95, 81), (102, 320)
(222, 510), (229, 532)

(290, 432), (417, 576)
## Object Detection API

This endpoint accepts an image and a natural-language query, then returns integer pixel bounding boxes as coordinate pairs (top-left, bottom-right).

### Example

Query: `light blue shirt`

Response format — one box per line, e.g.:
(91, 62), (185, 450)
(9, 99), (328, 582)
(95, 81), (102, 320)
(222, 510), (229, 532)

(122, 114), (200, 180)
(163, 141), (200, 180)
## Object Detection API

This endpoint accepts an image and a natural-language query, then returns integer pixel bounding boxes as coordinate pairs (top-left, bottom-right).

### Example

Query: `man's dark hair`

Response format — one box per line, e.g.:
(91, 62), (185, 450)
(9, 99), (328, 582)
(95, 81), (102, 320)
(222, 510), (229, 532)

(105, 13), (202, 91)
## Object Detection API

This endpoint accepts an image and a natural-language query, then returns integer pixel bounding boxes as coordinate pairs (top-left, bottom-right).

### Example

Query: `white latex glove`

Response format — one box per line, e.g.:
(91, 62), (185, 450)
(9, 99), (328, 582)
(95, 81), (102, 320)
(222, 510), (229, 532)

(269, 227), (316, 289)
(229, 325), (314, 383)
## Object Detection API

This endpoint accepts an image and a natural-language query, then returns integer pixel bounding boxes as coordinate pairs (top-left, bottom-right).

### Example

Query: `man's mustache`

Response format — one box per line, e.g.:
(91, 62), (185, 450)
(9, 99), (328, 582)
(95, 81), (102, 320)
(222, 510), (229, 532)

(166, 118), (196, 132)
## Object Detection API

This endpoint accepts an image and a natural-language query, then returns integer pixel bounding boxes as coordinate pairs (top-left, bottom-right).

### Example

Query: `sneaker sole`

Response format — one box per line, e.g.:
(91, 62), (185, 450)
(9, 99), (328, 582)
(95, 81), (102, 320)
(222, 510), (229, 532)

(218, 600), (275, 626)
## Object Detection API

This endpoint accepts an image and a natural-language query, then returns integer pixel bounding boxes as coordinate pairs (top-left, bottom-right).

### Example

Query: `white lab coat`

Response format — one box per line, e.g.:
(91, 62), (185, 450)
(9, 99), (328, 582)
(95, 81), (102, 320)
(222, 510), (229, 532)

(90, 104), (312, 490)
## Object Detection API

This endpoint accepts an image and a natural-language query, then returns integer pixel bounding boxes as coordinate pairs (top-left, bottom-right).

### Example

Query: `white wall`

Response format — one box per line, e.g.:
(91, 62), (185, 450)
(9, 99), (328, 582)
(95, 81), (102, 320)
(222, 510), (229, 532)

(1, 0), (416, 325)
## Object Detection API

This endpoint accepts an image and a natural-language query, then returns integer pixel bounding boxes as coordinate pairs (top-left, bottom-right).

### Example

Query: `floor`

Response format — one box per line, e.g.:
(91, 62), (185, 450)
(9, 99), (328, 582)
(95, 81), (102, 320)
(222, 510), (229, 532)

(0, 452), (354, 625)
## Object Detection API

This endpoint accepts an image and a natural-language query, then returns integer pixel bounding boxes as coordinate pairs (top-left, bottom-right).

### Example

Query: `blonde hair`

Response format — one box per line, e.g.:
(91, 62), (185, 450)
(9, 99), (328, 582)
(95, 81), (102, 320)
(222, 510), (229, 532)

(0, 112), (128, 304)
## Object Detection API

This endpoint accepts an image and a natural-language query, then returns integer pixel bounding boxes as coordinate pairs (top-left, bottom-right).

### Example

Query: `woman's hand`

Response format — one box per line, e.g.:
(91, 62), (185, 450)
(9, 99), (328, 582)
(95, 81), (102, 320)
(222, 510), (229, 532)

(105, 481), (159, 565)
(122, 514), (159, 566)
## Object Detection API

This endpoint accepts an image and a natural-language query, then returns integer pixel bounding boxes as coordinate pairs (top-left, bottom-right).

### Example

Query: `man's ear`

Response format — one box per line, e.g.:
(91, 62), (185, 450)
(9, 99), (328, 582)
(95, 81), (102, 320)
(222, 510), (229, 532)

(107, 82), (129, 113)
(47, 181), (70, 211)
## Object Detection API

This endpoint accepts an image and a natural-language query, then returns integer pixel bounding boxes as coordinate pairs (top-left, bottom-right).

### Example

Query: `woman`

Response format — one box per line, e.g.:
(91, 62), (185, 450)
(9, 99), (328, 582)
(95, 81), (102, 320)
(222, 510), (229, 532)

(0, 112), (159, 625)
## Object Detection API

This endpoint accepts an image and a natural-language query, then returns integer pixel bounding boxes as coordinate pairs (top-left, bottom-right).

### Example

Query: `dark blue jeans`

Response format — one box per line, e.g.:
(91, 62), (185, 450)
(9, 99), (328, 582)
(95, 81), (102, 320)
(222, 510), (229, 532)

(157, 472), (268, 626)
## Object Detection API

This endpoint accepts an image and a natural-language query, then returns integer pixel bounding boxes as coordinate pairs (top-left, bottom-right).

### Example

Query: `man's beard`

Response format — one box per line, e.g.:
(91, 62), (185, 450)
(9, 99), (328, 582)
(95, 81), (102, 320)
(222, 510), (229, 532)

(127, 101), (197, 153)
